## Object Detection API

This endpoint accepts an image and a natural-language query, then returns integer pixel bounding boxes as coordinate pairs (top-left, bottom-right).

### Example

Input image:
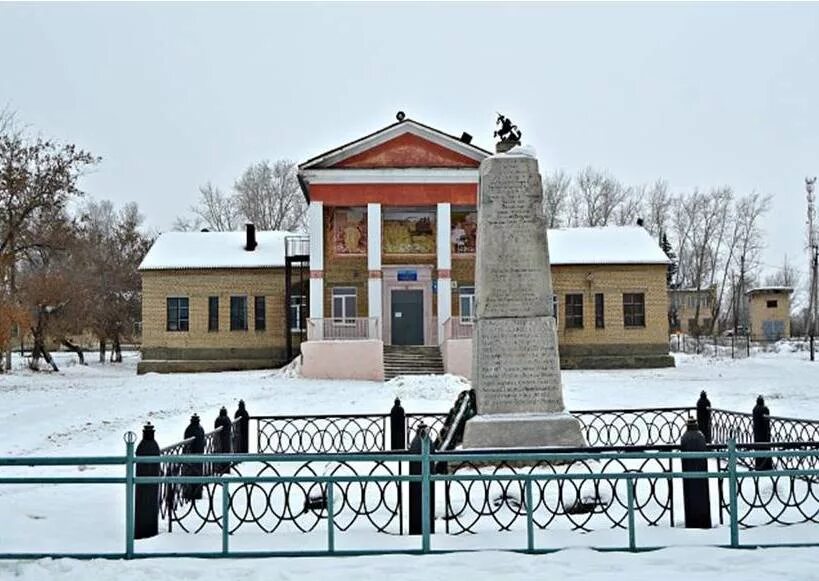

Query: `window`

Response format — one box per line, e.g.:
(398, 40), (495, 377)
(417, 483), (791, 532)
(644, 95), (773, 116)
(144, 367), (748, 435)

(208, 297), (219, 332)
(459, 285), (475, 323)
(230, 296), (248, 331)
(565, 294), (583, 329)
(166, 297), (189, 332)
(766, 300), (778, 309)
(623, 293), (646, 327)
(595, 293), (605, 329)
(254, 296), (266, 331)
(290, 295), (306, 332)
(332, 287), (357, 324)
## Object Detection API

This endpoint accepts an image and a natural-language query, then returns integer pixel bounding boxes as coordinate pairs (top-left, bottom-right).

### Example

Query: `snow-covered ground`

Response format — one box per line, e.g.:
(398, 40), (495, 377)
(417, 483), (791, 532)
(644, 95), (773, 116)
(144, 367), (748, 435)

(1, 347), (818, 579)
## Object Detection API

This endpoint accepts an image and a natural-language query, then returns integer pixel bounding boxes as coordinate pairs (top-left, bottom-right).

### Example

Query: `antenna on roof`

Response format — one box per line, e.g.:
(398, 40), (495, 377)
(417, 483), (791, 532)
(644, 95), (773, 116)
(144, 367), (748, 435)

(396, 111), (406, 122)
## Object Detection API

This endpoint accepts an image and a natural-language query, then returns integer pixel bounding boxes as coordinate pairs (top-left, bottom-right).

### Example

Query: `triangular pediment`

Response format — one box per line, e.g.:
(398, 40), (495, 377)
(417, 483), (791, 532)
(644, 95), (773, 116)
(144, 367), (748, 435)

(299, 119), (490, 171)
(333, 132), (480, 169)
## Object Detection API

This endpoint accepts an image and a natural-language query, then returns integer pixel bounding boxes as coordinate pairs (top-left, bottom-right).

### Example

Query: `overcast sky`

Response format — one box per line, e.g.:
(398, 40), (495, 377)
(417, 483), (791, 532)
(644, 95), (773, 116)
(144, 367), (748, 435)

(1, 2), (818, 279)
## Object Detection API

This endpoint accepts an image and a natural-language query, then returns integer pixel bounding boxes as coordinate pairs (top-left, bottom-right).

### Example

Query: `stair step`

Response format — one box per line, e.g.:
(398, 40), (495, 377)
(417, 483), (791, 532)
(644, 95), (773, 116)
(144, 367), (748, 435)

(382, 345), (445, 379)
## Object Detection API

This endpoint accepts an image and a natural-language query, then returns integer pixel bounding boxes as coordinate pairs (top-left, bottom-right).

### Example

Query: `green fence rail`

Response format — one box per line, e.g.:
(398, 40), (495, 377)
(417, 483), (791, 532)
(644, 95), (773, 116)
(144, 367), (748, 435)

(2, 434), (819, 560)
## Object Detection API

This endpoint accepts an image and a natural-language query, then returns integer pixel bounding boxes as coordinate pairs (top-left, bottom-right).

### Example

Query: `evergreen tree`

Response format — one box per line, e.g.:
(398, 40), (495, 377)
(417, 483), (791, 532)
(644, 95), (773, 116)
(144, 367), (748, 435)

(660, 231), (678, 287)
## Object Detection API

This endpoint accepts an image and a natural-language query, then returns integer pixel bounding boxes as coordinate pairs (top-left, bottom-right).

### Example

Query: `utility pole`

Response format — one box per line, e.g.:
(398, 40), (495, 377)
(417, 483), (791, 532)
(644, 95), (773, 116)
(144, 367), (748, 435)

(739, 254), (746, 333)
(807, 177), (818, 361)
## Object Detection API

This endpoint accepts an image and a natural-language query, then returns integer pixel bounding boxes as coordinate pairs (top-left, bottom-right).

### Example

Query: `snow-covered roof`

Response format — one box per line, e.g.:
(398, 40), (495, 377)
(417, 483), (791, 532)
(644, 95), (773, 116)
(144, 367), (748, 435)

(138, 231), (293, 271)
(746, 286), (794, 295)
(139, 225), (667, 271)
(548, 226), (670, 266)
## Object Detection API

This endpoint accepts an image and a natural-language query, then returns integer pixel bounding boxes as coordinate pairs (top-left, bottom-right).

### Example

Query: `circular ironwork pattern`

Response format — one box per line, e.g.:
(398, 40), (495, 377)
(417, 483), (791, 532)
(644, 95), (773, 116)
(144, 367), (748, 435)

(257, 416), (387, 454)
(159, 424), (233, 529)
(406, 414), (447, 446)
(442, 456), (673, 534)
(574, 409), (690, 447)
(719, 467), (819, 527)
(167, 460), (402, 535)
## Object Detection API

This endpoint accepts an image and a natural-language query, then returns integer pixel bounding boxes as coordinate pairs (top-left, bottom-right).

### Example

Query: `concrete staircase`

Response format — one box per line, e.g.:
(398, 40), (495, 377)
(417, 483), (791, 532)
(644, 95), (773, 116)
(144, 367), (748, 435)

(383, 345), (445, 380)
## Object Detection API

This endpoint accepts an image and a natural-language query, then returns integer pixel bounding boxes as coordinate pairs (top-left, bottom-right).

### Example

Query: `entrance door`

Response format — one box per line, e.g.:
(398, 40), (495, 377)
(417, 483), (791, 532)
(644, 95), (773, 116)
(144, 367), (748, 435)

(391, 290), (424, 345)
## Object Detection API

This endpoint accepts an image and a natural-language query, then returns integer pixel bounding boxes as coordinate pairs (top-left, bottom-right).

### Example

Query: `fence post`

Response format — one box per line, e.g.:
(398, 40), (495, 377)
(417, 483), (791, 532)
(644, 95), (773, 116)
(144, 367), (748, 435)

(728, 438), (739, 547)
(696, 391), (712, 443)
(124, 431), (136, 559)
(183, 414), (205, 500)
(626, 477), (636, 551)
(233, 400), (250, 454)
(680, 418), (712, 529)
(215, 407), (233, 473)
(752, 396), (773, 471)
(525, 478), (534, 552)
(221, 482), (230, 555)
(408, 423), (435, 536)
(134, 423), (161, 540)
(421, 430), (432, 553)
(390, 398), (406, 450)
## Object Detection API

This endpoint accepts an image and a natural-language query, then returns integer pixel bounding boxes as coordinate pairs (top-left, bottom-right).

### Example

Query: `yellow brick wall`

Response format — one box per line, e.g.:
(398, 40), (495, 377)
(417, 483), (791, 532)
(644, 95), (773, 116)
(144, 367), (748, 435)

(552, 264), (669, 347)
(748, 293), (792, 339)
(668, 289), (715, 334)
(451, 256), (476, 317)
(141, 268), (287, 353)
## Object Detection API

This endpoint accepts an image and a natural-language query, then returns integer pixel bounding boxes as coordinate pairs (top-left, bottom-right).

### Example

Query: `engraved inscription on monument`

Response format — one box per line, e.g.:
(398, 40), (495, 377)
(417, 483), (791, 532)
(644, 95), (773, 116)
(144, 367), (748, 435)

(474, 317), (564, 415)
(475, 157), (552, 320)
(463, 147), (585, 450)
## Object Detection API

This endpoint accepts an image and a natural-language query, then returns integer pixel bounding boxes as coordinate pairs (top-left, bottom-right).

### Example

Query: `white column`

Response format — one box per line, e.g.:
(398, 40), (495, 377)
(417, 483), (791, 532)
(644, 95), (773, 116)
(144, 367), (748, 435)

(367, 203), (382, 339)
(308, 201), (324, 326)
(436, 203), (452, 344)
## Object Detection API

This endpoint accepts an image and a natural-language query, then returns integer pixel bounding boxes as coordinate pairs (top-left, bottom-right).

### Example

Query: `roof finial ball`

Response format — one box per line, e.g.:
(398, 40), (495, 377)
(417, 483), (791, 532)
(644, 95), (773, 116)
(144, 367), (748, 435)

(396, 111), (406, 122)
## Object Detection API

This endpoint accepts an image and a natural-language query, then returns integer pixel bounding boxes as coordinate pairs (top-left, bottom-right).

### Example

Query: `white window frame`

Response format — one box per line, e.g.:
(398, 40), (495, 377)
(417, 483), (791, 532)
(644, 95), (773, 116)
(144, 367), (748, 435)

(332, 287), (357, 326)
(459, 285), (475, 324)
(290, 294), (306, 333)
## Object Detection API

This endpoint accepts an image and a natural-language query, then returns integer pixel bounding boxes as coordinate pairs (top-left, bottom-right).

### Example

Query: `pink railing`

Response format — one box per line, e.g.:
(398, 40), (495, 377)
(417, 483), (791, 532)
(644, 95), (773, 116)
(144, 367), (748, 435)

(307, 318), (381, 341)
(442, 317), (474, 341)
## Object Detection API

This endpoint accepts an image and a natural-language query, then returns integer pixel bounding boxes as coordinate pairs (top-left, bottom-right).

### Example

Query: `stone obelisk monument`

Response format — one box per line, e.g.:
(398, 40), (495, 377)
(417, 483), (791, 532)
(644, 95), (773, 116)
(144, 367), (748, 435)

(462, 115), (585, 449)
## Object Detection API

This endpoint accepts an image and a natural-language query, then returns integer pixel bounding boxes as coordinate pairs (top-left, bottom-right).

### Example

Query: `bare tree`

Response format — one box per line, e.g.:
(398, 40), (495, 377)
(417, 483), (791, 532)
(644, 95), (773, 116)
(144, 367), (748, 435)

(190, 182), (238, 231)
(542, 169), (571, 228)
(172, 215), (203, 232)
(731, 192), (772, 326)
(0, 105), (16, 137)
(77, 199), (151, 362)
(234, 160), (306, 231)
(766, 254), (801, 288)
(643, 180), (673, 237)
(571, 167), (631, 227)
(0, 130), (98, 371)
(613, 185), (642, 226)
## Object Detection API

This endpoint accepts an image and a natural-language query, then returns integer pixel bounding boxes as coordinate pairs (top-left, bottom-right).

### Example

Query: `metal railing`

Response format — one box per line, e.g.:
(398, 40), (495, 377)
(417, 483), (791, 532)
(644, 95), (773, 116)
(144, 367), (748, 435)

(254, 405), (696, 455)
(307, 317), (380, 341)
(442, 317), (474, 340)
(285, 235), (310, 258)
(5, 437), (819, 559)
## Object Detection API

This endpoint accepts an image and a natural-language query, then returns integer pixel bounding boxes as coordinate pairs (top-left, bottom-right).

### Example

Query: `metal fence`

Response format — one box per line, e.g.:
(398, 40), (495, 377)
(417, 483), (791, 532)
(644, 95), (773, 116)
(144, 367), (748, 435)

(5, 438), (819, 559)
(669, 335), (809, 359)
(307, 318), (380, 341)
(254, 405), (701, 455)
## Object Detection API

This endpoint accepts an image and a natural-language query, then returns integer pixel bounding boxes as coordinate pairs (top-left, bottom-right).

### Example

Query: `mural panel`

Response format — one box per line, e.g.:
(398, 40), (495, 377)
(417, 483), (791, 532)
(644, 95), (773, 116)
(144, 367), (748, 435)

(332, 207), (367, 255)
(383, 209), (436, 255)
(451, 207), (478, 255)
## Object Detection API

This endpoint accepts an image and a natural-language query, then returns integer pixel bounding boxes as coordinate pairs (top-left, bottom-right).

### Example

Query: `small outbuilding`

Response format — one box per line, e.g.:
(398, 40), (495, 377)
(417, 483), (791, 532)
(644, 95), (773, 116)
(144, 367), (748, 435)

(745, 287), (793, 342)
